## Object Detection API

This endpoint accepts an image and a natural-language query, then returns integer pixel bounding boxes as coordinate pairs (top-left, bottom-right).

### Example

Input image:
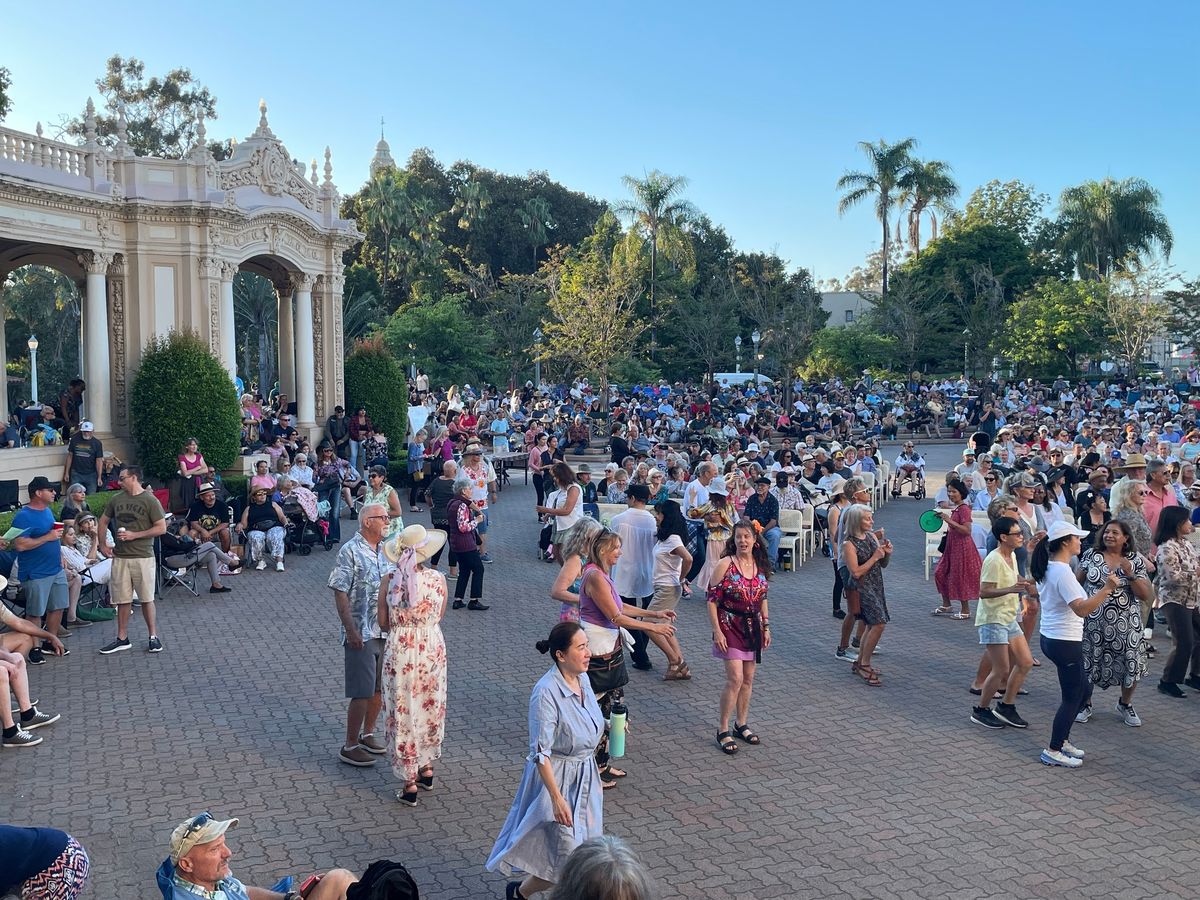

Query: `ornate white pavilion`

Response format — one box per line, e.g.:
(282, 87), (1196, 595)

(0, 99), (362, 482)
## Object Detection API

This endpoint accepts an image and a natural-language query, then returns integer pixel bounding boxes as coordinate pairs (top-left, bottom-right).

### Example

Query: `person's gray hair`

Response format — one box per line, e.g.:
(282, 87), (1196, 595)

(441, 460), (458, 476)
(276, 476), (293, 490)
(548, 835), (657, 900)
(841, 477), (866, 500)
(1145, 459), (1168, 477)
(839, 503), (874, 538)
(562, 517), (604, 560)
(697, 461), (718, 478)
(359, 502), (385, 523)
(987, 495), (1018, 522)
(452, 476), (474, 496)
(1109, 477), (1142, 514)
(67, 482), (86, 497)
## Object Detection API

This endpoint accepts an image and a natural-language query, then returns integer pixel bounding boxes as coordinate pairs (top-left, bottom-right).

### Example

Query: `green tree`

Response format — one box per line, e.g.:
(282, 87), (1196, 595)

(669, 274), (740, 386)
(360, 170), (406, 300)
(232, 272), (278, 393)
(866, 270), (952, 375)
(954, 179), (1050, 247)
(452, 265), (548, 389)
(1002, 280), (1109, 378)
(903, 222), (1037, 304)
(617, 171), (697, 354)
(802, 325), (897, 379)
(382, 293), (495, 387)
(130, 331), (240, 481)
(450, 178), (491, 231)
(540, 214), (647, 408)
(1164, 276), (1200, 357)
(836, 138), (916, 295)
(1105, 266), (1171, 373)
(343, 336), (408, 453)
(517, 196), (555, 269)
(3, 266), (81, 406)
(897, 157), (958, 254)
(63, 55), (222, 159)
(1056, 177), (1173, 280)
(0, 67), (12, 122)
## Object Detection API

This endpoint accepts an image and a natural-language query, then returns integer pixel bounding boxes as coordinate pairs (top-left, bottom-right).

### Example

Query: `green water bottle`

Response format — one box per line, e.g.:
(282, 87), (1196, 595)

(608, 701), (627, 758)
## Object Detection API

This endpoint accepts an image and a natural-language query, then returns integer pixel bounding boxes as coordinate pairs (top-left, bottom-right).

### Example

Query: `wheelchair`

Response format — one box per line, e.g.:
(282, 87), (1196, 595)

(890, 466), (926, 500)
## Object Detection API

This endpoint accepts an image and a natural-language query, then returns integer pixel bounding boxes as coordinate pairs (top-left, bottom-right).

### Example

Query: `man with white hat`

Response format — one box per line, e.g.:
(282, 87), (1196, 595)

(61, 420), (103, 494)
(158, 813), (357, 900)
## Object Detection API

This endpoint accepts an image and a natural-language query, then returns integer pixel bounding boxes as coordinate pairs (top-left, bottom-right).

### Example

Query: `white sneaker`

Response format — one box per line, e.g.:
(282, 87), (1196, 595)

(1060, 740), (1085, 759)
(255, 560), (267, 571)
(1040, 748), (1082, 768)
(1074, 706), (1092, 724)
(275, 561), (285, 572)
(1142, 627), (1153, 641)
(1117, 702), (1142, 727)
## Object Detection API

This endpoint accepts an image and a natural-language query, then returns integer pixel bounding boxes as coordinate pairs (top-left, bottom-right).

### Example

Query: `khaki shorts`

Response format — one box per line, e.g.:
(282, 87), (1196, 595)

(649, 583), (682, 613)
(110, 556), (156, 605)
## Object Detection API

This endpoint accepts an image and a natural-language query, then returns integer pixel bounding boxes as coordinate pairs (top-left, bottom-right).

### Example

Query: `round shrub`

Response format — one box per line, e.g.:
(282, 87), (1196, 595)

(130, 330), (241, 482)
(344, 335), (408, 459)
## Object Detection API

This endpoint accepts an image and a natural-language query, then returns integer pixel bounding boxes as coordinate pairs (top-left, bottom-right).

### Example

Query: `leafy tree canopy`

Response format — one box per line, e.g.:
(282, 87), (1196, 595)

(1002, 280), (1109, 379)
(0, 67), (12, 122)
(801, 325), (897, 380)
(382, 292), (496, 387)
(952, 179), (1049, 247)
(902, 222), (1036, 303)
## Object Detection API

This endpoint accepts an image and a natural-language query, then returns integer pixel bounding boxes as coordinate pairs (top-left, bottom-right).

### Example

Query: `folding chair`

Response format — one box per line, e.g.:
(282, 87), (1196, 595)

(859, 471), (877, 509)
(777, 508), (803, 571)
(800, 505), (817, 560)
(155, 536), (200, 597)
(924, 524), (947, 580)
(0, 479), (19, 513)
(76, 567), (113, 621)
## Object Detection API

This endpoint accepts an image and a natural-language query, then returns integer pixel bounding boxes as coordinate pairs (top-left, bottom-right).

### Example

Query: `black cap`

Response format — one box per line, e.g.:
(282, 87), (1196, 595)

(626, 484), (651, 502)
(28, 476), (55, 497)
(754, 476), (772, 485)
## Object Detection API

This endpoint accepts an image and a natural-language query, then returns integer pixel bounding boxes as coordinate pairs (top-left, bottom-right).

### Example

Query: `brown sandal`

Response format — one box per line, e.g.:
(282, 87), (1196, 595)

(663, 662), (691, 681)
(854, 663), (882, 686)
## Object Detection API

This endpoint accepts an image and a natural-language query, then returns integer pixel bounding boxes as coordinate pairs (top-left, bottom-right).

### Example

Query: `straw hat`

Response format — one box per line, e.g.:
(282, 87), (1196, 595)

(383, 524), (446, 565)
(1115, 452), (1148, 470)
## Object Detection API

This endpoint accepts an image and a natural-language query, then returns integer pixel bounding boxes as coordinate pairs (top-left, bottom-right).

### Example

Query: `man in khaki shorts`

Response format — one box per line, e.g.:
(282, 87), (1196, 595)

(97, 465), (167, 654)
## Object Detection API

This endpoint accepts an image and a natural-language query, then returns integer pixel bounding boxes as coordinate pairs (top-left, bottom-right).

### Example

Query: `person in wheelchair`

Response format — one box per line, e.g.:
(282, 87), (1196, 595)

(892, 442), (926, 498)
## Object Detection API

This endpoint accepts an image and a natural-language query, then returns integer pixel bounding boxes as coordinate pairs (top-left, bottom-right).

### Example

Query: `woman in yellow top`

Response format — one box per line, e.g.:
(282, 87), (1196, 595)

(688, 477), (738, 593)
(970, 515), (1037, 730)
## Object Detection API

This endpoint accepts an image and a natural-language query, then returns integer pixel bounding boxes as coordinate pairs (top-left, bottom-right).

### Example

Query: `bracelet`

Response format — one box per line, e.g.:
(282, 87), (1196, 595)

(762, 623), (771, 630)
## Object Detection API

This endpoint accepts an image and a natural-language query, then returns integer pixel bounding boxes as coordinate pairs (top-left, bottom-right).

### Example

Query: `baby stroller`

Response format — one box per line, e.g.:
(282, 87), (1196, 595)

(281, 486), (334, 555)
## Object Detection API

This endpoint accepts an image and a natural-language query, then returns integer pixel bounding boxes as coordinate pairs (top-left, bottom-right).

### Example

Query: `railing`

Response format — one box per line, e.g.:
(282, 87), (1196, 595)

(0, 124), (91, 177)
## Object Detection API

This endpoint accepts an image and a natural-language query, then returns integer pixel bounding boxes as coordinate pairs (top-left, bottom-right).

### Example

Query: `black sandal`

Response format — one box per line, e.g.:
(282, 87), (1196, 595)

(716, 730), (739, 754)
(396, 786), (418, 806)
(733, 723), (761, 745)
(417, 767), (434, 790)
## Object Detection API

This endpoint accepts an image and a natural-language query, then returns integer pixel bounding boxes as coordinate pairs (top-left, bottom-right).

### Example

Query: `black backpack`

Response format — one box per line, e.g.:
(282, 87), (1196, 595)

(345, 860), (419, 900)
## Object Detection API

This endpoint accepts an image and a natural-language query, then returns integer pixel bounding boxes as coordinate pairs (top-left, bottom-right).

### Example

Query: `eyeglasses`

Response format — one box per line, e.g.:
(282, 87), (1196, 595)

(985, 476), (997, 482)
(1003, 530), (1022, 537)
(364, 514), (389, 522)
(181, 812), (213, 841)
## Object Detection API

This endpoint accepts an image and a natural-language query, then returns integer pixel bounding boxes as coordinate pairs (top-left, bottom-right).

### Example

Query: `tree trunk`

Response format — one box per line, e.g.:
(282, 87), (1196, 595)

(881, 208), (890, 296)
(649, 230), (658, 360)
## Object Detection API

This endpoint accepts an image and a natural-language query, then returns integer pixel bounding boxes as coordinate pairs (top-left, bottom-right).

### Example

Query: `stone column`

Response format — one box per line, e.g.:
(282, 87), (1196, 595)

(276, 281), (296, 400)
(219, 262), (238, 381)
(293, 273), (316, 427)
(80, 250), (114, 433)
(0, 296), (8, 426)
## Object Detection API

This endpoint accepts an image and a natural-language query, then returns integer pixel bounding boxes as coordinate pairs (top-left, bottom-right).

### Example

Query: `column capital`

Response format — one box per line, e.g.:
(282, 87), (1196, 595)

(295, 272), (317, 292)
(78, 250), (116, 276)
(219, 261), (239, 282)
(197, 256), (222, 279)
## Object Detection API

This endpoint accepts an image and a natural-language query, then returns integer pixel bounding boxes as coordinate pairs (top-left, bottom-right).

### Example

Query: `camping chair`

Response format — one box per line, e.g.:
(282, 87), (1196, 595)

(0, 479), (19, 513)
(155, 535), (200, 598)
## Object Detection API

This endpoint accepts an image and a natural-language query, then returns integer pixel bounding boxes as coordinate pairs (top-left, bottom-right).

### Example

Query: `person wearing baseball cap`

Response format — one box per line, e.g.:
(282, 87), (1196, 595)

(11, 477), (70, 666)
(1032, 519), (1123, 768)
(62, 420), (103, 495)
(158, 813), (356, 900)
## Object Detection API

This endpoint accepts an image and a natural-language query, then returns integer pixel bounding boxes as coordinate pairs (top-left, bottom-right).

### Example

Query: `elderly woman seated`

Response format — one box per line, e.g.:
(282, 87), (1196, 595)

(287, 452), (316, 488)
(237, 485), (288, 572)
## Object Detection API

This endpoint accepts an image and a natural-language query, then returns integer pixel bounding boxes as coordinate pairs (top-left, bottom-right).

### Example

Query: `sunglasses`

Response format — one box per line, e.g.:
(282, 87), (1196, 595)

(985, 476), (997, 482)
(181, 812), (213, 841)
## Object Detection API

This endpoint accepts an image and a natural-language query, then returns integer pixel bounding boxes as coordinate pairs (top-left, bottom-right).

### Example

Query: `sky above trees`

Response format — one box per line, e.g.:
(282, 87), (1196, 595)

(3, 1), (1197, 284)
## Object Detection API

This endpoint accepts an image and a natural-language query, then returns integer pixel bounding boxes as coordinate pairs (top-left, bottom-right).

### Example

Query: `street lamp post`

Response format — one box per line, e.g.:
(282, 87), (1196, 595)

(27, 335), (39, 404)
(752, 329), (761, 386)
(963, 328), (970, 379)
(533, 327), (543, 388)
(734, 335), (742, 373)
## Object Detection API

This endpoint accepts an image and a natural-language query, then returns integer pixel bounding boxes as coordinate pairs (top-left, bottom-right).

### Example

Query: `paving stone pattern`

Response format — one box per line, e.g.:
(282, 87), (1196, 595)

(4, 445), (1199, 899)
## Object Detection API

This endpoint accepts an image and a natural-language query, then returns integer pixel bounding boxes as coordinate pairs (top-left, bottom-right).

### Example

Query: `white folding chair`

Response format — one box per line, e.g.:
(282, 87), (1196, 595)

(924, 524), (947, 580)
(800, 505), (817, 560)
(859, 471), (877, 508)
(777, 508), (803, 571)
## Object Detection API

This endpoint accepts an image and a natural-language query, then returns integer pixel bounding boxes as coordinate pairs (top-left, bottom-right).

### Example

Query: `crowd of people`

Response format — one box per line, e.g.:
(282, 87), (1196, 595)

(7, 367), (1200, 898)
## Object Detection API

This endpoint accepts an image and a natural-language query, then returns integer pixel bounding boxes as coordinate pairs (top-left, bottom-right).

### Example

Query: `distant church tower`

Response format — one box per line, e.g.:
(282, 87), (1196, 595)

(369, 118), (396, 176)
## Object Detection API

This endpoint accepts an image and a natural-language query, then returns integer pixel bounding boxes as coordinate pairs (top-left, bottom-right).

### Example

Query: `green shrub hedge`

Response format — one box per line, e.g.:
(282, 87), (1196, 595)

(130, 330), (242, 482)
(0, 491), (120, 533)
(344, 336), (408, 459)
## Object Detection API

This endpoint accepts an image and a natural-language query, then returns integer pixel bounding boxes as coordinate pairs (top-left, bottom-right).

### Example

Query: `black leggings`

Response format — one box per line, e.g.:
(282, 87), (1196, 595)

(409, 480), (425, 507)
(1040, 635), (1086, 751)
(428, 526), (458, 570)
(533, 473), (546, 508)
(831, 558), (844, 612)
(454, 549), (484, 600)
(1161, 603), (1200, 684)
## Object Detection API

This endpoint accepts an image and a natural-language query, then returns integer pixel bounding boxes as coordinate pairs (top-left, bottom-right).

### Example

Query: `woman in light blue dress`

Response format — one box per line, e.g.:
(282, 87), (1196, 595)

(487, 622), (604, 899)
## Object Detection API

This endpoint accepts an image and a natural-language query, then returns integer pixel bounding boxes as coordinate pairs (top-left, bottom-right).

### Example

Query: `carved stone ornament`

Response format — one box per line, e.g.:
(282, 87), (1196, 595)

(197, 256), (222, 279)
(332, 287), (344, 408)
(295, 272), (317, 292)
(219, 139), (319, 212)
(313, 285), (325, 415)
(209, 283), (221, 353)
(110, 277), (127, 426)
(78, 250), (116, 276)
(219, 261), (239, 281)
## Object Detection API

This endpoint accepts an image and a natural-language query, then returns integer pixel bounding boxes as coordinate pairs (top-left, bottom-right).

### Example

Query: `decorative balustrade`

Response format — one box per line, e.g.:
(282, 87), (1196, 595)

(0, 124), (91, 177)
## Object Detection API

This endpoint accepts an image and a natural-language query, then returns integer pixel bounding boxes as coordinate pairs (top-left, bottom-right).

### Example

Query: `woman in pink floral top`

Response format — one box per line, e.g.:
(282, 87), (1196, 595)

(377, 525), (449, 807)
(1153, 507), (1200, 697)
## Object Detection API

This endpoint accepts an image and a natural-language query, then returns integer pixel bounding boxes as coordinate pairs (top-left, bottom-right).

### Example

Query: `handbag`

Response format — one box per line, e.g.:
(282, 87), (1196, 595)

(937, 533), (948, 554)
(587, 643), (629, 694)
(837, 562), (857, 590)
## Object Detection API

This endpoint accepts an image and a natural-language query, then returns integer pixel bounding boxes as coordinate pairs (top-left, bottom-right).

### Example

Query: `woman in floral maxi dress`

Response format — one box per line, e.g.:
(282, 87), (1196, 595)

(933, 479), (982, 619)
(378, 525), (449, 806)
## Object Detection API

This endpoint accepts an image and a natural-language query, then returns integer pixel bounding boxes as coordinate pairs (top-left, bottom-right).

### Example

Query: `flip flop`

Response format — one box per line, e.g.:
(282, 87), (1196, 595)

(932, 607), (954, 616)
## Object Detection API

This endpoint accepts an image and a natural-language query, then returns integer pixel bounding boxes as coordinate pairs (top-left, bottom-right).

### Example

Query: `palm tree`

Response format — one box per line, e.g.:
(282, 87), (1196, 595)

(617, 171), (696, 355)
(897, 158), (958, 254)
(517, 196), (555, 269)
(362, 170), (405, 297)
(1057, 177), (1173, 280)
(233, 271), (278, 392)
(451, 179), (491, 231)
(836, 138), (917, 295)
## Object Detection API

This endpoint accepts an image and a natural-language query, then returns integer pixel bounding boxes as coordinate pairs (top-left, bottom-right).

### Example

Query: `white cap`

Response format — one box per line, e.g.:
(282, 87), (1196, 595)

(747, 443), (760, 452)
(79, 421), (94, 432)
(1046, 520), (1090, 542)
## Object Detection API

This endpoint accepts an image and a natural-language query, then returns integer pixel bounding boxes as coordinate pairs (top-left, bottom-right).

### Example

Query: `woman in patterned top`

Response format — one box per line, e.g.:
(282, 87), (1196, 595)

(1154, 507), (1200, 698)
(709, 521), (771, 755)
(1074, 519), (1153, 727)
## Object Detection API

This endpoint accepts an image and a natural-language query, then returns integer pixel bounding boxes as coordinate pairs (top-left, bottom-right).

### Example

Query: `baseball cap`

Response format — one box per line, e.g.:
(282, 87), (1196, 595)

(169, 813), (239, 864)
(79, 421), (94, 432)
(1046, 520), (1089, 542)
(962, 449), (976, 457)
(28, 476), (55, 497)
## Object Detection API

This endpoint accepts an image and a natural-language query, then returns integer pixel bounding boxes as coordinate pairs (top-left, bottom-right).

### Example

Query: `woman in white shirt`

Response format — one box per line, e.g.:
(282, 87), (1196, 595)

(538, 462), (583, 567)
(650, 500), (693, 680)
(1032, 520), (1122, 769)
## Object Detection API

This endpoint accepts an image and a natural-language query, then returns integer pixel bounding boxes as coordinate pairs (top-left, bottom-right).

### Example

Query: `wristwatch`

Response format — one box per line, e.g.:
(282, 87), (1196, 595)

(284, 891), (303, 900)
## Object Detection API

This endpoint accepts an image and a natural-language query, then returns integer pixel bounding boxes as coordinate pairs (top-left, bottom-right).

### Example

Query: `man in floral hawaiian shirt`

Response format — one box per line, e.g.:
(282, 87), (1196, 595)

(328, 504), (394, 768)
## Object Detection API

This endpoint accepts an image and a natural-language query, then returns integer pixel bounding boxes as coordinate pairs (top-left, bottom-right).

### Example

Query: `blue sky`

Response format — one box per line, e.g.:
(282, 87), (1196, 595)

(5, 1), (1198, 283)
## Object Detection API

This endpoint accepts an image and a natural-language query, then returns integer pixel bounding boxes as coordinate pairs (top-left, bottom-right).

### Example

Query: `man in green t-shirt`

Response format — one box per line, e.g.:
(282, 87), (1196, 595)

(97, 466), (167, 655)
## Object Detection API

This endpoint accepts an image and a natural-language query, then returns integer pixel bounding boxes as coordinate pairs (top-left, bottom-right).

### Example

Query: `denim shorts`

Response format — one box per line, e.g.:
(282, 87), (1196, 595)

(978, 618), (1022, 645)
(476, 509), (490, 535)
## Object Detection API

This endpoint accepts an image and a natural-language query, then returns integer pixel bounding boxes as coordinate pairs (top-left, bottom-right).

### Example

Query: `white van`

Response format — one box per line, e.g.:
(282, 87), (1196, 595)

(711, 372), (774, 388)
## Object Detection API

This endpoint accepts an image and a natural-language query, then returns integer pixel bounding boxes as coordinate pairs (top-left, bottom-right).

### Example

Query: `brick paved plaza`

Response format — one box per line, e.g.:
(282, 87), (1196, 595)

(5, 446), (1200, 899)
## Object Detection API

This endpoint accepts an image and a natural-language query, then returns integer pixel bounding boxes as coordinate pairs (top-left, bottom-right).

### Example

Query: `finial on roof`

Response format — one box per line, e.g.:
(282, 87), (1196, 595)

(259, 98), (269, 130)
(323, 146), (334, 186)
(36, 122), (43, 138)
(84, 98), (97, 143)
(380, 116), (385, 140)
(311, 158), (319, 188)
(195, 106), (207, 144)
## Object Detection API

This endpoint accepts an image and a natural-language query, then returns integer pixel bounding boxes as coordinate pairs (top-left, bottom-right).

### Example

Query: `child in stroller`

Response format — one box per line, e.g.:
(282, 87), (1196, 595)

(277, 481), (334, 555)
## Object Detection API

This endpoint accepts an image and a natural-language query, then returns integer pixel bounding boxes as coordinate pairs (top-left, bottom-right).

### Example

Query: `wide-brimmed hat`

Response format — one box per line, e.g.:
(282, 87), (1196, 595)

(197, 482), (216, 495)
(383, 524), (446, 564)
(463, 442), (486, 456)
(708, 477), (729, 496)
(576, 463), (592, 474)
(1115, 453), (1147, 470)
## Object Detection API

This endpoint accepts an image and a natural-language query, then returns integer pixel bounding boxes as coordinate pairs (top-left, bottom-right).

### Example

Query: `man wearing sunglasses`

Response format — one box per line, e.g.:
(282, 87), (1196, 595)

(159, 813), (357, 900)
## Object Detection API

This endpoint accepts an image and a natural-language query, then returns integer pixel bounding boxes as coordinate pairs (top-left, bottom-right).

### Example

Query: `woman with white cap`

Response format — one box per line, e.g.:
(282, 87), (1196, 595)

(688, 477), (737, 593)
(378, 524), (449, 806)
(1031, 519), (1123, 768)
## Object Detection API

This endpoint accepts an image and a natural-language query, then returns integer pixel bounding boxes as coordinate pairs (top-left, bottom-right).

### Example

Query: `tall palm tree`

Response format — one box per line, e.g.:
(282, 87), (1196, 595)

(233, 271), (278, 392)
(836, 138), (917, 295)
(617, 171), (696, 354)
(362, 170), (405, 297)
(1057, 177), (1173, 280)
(897, 158), (958, 254)
(517, 196), (555, 269)
(451, 179), (491, 231)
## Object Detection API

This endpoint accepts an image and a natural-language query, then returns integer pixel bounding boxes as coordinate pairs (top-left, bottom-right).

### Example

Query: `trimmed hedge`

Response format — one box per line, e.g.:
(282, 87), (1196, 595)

(130, 330), (242, 482)
(344, 336), (408, 459)
(0, 491), (120, 533)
